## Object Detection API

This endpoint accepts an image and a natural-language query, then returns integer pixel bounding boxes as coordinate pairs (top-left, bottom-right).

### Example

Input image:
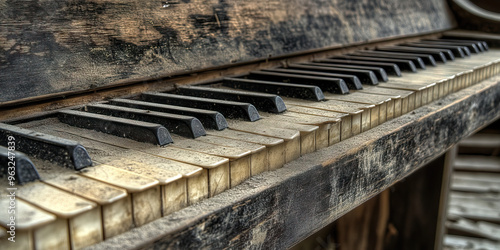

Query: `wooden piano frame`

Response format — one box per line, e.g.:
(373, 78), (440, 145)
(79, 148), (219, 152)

(86, 63), (500, 249)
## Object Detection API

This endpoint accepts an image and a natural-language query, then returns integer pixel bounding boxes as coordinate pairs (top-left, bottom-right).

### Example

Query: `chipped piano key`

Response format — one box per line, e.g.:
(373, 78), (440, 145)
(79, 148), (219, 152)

(315, 58), (402, 76)
(261, 68), (363, 90)
(141, 92), (260, 121)
(176, 85), (287, 113)
(84, 103), (206, 138)
(243, 70), (351, 93)
(349, 50), (433, 68)
(169, 134), (252, 187)
(58, 110), (173, 146)
(285, 105), (347, 145)
(195, 135), (269, 176)
(226, 120), (301, 163)
(96, 159), (185, 216)
(0, 198), (64, 250)
(0, 123), (92, 170)
(222, 77), (325, 101)
(79, 164), (160, 227)
(206, 129), (286, 171)
(332, 55), (418, 72)
(43, 173), (132, 239)
(283, 97), (371, 137)
(285, 63), (378, 86)
(23, 121), (214, 203)
(109, 98), (228, 131)
(377, 46), (450, 62)
(302, 62), (388, 82)
(357, 86), (414, 116)
(17, 182), (102, 249)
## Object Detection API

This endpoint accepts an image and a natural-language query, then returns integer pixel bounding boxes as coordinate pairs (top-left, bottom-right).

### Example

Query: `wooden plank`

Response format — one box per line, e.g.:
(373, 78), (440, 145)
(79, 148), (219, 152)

(0, 0), (455, 104)
(87, 68), (500, 249)
(454, 155), (500, 172)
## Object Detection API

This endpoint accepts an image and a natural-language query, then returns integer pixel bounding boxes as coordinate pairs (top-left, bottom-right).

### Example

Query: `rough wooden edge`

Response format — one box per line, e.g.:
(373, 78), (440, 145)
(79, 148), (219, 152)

(85, 77), (500, 250)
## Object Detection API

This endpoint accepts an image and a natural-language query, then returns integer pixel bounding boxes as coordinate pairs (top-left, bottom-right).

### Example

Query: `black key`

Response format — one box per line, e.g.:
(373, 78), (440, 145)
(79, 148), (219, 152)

(109, 99), (228, 130)
(438, 38), (487, 51)
(0, 146), (40, 184)
(301, 62), (388, 82)
(258, 68), (363, 89)
(58, 110), (173, 146)
(286, 64), (379, 85)
(350, 50), (434, 67)
(315, 58), (402, 76)
(244, 70), (351, 93)
(84, 104), (206, 138)
(403, 42), (466, 58)
(0, 123), (93, 170)
(222, 77), (325, 101)
(378, 46), (452, 62)
(411, 41), (471, 56)
(141, 92), (260, 122)
(332, 55), (418, 72)
(421, 39), (481, 53)
(176, 85), (286, 113)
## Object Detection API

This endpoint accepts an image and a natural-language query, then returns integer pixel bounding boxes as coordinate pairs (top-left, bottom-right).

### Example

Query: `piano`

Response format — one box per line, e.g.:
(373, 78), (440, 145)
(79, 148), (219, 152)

(0, 0), (499, 249)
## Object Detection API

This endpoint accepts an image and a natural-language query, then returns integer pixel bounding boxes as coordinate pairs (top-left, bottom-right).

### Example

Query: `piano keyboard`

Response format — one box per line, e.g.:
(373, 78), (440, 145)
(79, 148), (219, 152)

(1, 37), (500, 249)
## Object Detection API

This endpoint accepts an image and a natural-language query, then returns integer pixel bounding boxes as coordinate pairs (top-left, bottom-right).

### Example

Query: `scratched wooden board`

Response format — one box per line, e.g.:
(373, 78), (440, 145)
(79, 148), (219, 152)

(85, 76), (500, 249)
(0, 0), (455, 103)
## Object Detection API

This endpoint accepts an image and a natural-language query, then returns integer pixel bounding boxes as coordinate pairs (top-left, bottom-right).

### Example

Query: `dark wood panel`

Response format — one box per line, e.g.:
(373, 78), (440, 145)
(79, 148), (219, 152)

(0, 0), (455, 103)
(85, 74), (500, 249)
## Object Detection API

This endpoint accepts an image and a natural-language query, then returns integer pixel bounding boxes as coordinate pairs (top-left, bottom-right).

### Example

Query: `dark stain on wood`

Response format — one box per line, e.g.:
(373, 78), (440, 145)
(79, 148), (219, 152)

(0, 0), (455, 103)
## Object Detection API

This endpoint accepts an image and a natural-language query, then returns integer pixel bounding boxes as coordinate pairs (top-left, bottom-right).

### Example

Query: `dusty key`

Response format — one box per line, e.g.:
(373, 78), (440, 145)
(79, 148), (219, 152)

(422, 39), (481, 53)
(350, 50), (433, 68)
(315, 58), (402, 76)
(206, 129), (285, 171)
(170, 135), (251, 187)
(109, 98), (228, 130)
(332, 55), (418, 72)
(176, 85), (286, 113)
(358, 86), (414, 116)
(302, 62), (388, 82)
(226, 120), (301, 163)
(283, 98), (371, 136)
(435, 38), (487, 51)
(324, 92), (392, 126)
(195, 135), (268, 176)
(395, 45), (455, 60)
(250, 118), (319, 156)
(84, 103), (206, 138)
(36, 121), (229, 198)
(0, 123), (92, 170)
(243, 70), (351, 93)
(97, 159), (185, 216)
(26, 122), (211, 204)
(17, 182), (101, 249)
(58, 110), (173, 146)
(377, 46), (450, 62)
(80, 164), (160, 227)
(286, 64), (378, 85)
(285, 105), (346, 145)
(44, 174), (132, 239)
(0, 198), (65, 250)
(405, 42), (469, 57)
(260, 112), (339, 150)
(223, 77), (325, 101)
(262, 68), (363, 90)
(0, 147), (40, 184)
(141, 92), (260, 121)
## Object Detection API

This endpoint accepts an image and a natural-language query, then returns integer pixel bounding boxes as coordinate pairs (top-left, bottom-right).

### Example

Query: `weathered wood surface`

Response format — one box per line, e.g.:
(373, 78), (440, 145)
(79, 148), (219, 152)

(86, 76), (500, 249)
(0, 0), (455, 104)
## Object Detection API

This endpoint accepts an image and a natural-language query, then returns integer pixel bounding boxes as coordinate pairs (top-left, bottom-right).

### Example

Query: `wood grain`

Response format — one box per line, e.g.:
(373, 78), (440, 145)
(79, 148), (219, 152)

(0, 0), (455, 103)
